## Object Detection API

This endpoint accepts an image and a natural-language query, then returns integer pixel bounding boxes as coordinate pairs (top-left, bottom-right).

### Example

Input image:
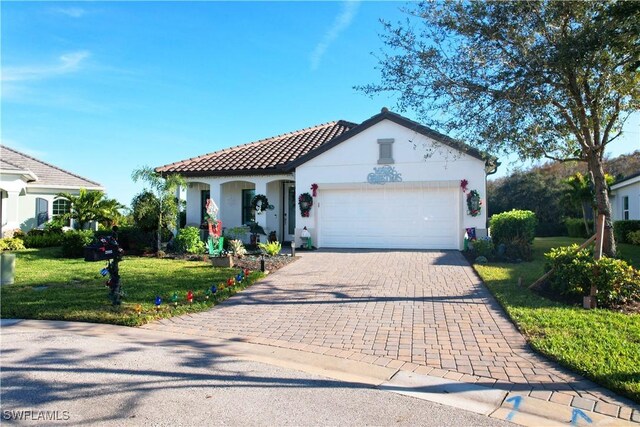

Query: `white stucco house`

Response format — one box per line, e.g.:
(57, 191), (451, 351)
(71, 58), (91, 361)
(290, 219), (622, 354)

(610, 172), (640, 221)
(156, 109), (498, 250)
(0, 145), (103, 236)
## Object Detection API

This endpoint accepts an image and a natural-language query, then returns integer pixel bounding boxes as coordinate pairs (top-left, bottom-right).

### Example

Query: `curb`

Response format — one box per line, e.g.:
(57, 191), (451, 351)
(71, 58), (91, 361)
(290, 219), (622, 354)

(2, 319), (638, 426)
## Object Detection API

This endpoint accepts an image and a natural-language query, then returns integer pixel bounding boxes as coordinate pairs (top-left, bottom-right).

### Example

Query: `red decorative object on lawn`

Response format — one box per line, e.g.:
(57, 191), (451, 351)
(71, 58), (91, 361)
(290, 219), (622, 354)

(187, 290), (193, 303)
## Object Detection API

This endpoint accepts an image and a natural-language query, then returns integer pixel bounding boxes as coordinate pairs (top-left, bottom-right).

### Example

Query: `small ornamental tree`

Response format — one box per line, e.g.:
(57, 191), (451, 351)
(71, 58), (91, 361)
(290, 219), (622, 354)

(131, 166), (186, 252)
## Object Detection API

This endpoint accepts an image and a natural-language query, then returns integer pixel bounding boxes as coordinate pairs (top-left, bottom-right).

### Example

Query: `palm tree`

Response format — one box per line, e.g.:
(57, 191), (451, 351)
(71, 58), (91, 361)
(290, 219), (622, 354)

(564, 172), (614, 236)
(131, 166), (185, 251)
(56, 189), (125, 230)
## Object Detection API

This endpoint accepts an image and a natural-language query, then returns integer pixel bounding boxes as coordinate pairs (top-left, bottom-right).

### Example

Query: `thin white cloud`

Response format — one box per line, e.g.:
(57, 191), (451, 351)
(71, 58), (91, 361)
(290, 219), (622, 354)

(2, 50), (91, 82)
(52, 7), (86, 18)
(310, 1), (360, 71)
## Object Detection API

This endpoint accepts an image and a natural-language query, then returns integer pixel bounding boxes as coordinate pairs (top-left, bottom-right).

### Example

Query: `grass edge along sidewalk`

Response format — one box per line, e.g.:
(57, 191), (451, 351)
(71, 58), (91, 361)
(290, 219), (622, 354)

(0, 247), (267, 327)
(473, 237), (640, 404)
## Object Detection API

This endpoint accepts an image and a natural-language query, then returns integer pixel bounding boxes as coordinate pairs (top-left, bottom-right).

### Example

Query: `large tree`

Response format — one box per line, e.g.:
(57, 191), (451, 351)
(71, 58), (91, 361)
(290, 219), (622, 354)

(360, 0), (639, 257)
(131, 166), (185, 251)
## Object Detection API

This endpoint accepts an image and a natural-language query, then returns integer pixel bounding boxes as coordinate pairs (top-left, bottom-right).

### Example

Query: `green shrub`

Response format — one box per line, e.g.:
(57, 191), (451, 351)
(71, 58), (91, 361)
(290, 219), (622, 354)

(61, 230), (94, 258)
(116, 227), (155, 254)
(564, 218), (594, 238)
(23, 233), (64, 248)
(628, 230), (640, 246)
(614, 220), (640, 244)
(0, 238), (26, 252)
(490, 210), (537, 261)
(544, 244), (594, 298)
(591, 257), (640, 307)
(228, 239), (247, 258)
(27, 228), (45, 236)
(258, 241), (281, 256)
(175, 227), (206, 254)
(471, 238), (494, 259)
(544, 245), (640, 307)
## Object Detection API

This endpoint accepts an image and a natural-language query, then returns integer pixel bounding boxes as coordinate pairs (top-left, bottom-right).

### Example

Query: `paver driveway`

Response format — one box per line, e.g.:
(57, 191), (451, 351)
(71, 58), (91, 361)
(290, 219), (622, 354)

(143, 250), (638, 419)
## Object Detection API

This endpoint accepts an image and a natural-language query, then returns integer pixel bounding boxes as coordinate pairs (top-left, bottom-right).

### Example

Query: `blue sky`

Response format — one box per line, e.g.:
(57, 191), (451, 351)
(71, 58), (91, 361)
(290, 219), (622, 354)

(2, 1), (639, 206)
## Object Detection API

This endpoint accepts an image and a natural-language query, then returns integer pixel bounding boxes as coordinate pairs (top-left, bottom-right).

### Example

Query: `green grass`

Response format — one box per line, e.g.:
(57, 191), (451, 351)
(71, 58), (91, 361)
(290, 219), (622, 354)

(474, 237), (640, 403)
(1, 247), (264, 326)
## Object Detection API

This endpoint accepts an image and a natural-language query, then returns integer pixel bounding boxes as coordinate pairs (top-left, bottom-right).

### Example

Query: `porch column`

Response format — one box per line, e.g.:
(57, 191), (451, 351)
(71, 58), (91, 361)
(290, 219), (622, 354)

(254, 180), (268, 232)
(3, 191), (21, 234)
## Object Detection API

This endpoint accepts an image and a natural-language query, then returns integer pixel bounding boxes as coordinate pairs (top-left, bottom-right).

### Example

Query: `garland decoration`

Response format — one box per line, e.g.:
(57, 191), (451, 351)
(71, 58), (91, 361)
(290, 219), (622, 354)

(466, 190), (482, 217)
(251, 194), (269, 214)
(298, 192), (313, 217)
(311, 183), (318, 197)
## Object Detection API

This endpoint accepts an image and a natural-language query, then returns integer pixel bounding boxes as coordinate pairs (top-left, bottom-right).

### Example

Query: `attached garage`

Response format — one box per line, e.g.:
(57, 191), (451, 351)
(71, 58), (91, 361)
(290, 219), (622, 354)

(317, 183), (461, 249)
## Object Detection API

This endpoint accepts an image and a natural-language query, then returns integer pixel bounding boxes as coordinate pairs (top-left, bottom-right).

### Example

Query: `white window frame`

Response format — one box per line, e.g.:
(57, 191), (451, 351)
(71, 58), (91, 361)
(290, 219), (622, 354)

(622, 195), (629, 220)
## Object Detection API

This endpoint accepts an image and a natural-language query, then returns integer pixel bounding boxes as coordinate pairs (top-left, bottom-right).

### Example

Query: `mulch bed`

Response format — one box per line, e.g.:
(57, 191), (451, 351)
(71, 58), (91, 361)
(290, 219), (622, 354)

(234, 254), (298, 273)
(162, 252), (298, 273)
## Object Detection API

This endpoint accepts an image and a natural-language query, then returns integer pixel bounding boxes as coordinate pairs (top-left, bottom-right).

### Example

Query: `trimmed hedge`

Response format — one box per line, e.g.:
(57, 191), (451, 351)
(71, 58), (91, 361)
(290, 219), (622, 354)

(614, 220), (640, 244)
(61, 230), (94, 258)
(23, 233), (64, 248)
(564, 218), (594, 238)
(490, 210), (537, 261)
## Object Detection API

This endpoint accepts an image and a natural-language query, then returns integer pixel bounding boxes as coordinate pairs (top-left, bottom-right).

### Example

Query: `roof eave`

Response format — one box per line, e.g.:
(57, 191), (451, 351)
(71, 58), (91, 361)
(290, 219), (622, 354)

(287, 110), (496, 171)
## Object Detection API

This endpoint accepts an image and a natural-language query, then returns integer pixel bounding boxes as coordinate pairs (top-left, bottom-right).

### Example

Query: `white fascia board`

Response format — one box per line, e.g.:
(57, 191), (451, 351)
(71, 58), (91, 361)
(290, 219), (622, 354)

(611, 175), (640, 190)
(0, 169), (38, 182)
(26, 184), (104, 191)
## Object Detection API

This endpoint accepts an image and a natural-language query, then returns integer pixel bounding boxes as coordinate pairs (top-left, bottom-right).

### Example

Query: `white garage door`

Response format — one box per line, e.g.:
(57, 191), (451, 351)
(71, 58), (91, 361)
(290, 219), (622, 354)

(318, 185), (459, 249)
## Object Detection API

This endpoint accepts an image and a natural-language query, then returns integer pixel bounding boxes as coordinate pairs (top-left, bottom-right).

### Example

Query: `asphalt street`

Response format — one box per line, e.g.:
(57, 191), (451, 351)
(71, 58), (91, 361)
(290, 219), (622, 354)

(1, 325), (513, 426)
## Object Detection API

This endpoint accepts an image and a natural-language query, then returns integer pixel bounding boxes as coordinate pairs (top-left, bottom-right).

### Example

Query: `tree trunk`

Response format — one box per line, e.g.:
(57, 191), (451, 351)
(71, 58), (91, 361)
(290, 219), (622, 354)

(157, 211), (162, 252)
(588, 156), (616, 258)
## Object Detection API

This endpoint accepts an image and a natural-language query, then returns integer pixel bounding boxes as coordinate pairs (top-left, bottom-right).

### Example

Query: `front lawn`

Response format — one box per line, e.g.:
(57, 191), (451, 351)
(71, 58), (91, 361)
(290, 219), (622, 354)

(1, 247), (264, 326)
(474, 237), (640, 403)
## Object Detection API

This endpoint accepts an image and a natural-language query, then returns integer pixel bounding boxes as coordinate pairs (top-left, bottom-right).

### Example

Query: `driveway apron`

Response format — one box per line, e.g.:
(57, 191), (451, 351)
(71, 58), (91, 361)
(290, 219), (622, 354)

(143, 250), (638, 417)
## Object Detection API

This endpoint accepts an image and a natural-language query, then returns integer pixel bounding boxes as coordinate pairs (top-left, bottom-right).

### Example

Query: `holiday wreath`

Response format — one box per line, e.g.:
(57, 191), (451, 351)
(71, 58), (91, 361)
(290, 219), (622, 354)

(251, 194), (270, 214)
(298, 192), (313, 217)
(466, 190), (482, 217)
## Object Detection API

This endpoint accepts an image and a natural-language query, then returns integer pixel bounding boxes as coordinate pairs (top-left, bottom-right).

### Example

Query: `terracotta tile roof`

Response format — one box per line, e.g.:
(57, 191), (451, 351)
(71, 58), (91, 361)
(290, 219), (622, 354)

(0, 145), (103, 189)
(155, 120), (357, 176)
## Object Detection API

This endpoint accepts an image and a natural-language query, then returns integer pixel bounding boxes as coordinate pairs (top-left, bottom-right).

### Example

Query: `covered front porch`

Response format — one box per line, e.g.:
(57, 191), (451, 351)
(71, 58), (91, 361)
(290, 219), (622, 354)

(184, 174), (297, 244)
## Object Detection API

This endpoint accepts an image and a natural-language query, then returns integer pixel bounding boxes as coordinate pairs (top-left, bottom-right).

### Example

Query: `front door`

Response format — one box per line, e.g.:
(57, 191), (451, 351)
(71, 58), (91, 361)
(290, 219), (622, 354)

(283, 183), (296, 242)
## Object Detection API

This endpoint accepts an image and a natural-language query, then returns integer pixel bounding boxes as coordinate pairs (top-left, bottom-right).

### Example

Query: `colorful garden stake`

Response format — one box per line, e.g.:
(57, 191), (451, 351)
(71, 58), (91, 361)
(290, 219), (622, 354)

(244, 268), (250, 277)
(236, 273), (242, 283)
(171, 292), (179, 307)
(227, 277), (235, 287)
(211, 285), (218, 294)
(155, 296), (162, 310)
(135, 304), (142, 314)
(187, 290), (193, 303)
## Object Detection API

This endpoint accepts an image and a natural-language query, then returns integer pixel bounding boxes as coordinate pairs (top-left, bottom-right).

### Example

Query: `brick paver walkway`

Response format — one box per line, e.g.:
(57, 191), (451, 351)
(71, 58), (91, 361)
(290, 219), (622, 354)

(143, 250), (640, 422)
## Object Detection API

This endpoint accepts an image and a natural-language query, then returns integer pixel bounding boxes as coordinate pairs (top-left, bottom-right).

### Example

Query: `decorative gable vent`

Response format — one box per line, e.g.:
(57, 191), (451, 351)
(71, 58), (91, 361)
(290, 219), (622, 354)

(377, 138), (395, 164)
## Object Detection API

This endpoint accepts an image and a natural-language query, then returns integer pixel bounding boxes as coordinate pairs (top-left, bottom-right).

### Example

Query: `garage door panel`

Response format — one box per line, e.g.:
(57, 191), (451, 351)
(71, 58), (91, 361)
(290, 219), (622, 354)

(319, 187), (458, 249)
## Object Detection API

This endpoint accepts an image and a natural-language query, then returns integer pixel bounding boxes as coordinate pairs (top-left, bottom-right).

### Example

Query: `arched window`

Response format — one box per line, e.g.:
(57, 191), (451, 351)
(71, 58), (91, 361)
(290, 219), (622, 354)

(52, 199), (71, 226)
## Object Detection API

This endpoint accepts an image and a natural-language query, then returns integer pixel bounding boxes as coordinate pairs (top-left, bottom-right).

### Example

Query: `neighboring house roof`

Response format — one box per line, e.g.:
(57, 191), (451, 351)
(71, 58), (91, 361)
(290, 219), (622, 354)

(156, 109), (498, 177)
(611, 171), (640, 190)
(0, 145), (102, 189)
